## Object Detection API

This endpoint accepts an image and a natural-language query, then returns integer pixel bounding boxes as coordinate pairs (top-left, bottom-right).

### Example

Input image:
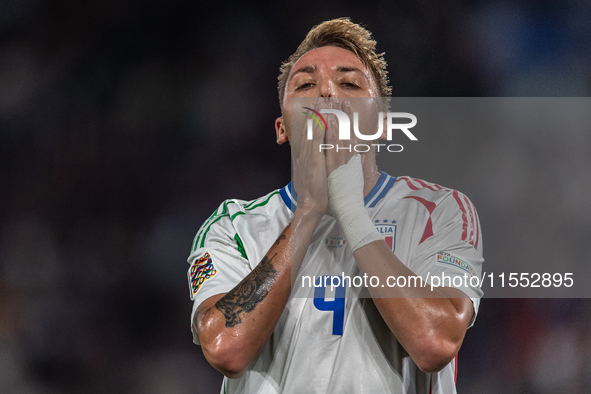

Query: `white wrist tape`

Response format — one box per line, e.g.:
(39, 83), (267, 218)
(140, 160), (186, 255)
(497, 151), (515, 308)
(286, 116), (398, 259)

(327, 155), (382, 252)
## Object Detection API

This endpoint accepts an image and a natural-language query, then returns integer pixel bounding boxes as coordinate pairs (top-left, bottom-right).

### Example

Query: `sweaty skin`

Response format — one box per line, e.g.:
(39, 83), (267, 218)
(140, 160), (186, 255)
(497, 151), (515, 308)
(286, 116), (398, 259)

(194, 45), (473, 377)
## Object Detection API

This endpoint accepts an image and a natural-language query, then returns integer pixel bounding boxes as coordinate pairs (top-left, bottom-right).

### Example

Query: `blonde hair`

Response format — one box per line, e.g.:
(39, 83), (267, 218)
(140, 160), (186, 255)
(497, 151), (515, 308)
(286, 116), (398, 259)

(277, 18), (392, 107)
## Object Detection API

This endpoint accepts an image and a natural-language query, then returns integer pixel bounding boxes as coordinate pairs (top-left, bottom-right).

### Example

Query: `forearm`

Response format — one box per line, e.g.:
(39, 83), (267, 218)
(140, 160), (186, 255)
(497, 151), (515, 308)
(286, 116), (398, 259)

(353, 240), (472, 372)
(195, 208), (322, 377)
(326, 154), (472, 372)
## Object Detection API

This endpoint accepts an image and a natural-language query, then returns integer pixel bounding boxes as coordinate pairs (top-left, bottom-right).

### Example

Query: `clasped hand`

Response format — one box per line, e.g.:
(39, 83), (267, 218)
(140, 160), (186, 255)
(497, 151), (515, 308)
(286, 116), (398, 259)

(293, 98), (365, 217)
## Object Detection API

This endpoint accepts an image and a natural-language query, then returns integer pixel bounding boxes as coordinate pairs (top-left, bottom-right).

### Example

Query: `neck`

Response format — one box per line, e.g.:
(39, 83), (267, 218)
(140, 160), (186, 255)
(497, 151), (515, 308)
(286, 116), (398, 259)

(361, 154), (381, 198)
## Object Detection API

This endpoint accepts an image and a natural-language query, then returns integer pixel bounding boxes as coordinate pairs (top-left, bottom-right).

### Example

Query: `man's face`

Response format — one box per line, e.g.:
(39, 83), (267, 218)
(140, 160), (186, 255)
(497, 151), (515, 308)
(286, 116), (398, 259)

(276, 46), (379, 146)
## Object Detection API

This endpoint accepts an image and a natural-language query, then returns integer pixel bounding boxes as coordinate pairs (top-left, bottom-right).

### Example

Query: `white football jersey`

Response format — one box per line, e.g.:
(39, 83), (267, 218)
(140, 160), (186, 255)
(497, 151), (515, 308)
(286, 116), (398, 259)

(188, 172), (484, 394)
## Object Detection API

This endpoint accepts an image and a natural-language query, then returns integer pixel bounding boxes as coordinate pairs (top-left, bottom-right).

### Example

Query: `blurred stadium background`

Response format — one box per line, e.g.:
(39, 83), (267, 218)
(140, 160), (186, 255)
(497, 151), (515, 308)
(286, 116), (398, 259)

(1, 0), (590, 393)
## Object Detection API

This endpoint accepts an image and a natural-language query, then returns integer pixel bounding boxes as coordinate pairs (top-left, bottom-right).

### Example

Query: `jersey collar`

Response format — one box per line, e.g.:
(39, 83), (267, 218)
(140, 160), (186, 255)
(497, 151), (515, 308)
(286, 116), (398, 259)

(279, 180), (297, 212)
(280, 172), (396, 213)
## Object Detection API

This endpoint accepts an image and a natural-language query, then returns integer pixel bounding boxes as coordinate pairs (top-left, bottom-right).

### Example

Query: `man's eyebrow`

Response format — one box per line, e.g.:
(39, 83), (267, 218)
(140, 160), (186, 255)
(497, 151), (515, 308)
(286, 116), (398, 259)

(288, 64), (369, 85)
(337, 66), (369, 81)
(336, 66), (363, 73)
(289, 65), (317, 82)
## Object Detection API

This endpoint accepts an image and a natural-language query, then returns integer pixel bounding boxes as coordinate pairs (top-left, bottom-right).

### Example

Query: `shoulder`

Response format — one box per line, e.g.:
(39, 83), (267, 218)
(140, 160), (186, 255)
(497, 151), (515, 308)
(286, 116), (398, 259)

(394, 176), (481, 250)
(392, 176), (477, 211)
(394, 176), (456, 203)
(191, 188), (288, 253)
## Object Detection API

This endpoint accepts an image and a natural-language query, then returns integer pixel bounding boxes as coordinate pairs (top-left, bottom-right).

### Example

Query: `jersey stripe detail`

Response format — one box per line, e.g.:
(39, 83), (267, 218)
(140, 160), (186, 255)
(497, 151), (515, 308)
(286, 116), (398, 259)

(468, 196), (480, 249)
(194, 200), (237, 251)
(452, 191), (469, 243)
(463, 195), (476, 247)
(197, 215), (225, 250)
(280, 186), (293, 211)
(363, 171), (387, 205)
(288, 181), (297, 206)
(398, 177), (480, 250)
(368, 175), (396, 207)
(473, 204), (480, 249)
(244, 194), (268, 209)
(398, 176), (451, 193)
(194, 192), (279, 251)
(280, 181), (297, 212)
(280, 172), (396, 212)
(234, 233), (248, 260)
(192, 204), (226, 251)
(412, 177), (441, 192)
(403, 195), (436, 244)
(230, 211), (245, 221)
(397, 176), (421, 190)
(247, 191), (279, 210)
(193, 201), (235, 252)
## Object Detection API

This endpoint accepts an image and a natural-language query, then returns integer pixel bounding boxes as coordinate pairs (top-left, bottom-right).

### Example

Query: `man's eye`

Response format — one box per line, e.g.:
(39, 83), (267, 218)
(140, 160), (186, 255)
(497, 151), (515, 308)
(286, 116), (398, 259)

(342, 82), (359, 89)
(297, 83), (314, 90)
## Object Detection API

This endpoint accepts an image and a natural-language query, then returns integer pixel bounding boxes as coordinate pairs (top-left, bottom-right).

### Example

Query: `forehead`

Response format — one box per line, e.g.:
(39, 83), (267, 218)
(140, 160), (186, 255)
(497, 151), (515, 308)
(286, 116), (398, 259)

(289, 46), (367, 76)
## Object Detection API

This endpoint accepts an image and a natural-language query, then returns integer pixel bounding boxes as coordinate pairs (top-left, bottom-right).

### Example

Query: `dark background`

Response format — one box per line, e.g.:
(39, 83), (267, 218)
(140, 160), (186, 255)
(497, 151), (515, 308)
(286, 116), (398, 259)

(1, 1), (590, 393)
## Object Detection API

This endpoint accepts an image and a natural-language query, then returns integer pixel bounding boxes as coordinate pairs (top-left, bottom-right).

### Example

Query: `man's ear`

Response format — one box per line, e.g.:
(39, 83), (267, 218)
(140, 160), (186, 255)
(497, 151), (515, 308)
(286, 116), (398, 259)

(275, 117), (289, 144)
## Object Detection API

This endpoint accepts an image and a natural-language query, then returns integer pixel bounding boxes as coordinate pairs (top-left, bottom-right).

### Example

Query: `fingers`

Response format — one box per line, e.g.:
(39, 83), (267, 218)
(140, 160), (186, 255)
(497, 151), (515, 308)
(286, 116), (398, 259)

(293, 99), (329, 214)
(341, 99), (356, 154)
(310, 101), (326, 158)
(325, 99), (359, 175)
(297, 102), (325, 164)
(324, 102), (340, 174)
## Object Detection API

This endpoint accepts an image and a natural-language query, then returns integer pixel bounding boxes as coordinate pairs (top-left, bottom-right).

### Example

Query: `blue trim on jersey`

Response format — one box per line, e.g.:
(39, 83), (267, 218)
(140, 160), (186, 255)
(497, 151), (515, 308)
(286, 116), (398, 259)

(280, 181), (297, 212)
(280, 172), (396, 212)
(280, 183), (290, 206)
(368, 175), (396, 207)
(289, 181), (297, 201)
(363, 172), (387, 205)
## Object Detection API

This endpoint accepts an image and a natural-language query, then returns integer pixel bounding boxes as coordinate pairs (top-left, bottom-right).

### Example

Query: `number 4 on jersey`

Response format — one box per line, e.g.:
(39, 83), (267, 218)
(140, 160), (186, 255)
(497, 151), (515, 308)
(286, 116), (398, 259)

(313, 276), (346, 335)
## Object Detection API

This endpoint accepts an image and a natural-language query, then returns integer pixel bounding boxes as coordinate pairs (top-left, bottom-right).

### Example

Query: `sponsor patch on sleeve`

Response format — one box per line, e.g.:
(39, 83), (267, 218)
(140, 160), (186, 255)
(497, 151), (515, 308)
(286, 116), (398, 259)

(188, 252), (218, 299)
(435, 251), (476, 276)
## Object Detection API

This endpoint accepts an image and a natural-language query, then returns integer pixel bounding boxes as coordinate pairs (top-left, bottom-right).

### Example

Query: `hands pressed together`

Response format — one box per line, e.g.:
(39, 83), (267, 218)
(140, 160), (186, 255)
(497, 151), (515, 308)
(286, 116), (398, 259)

(294, 98), (364, 218)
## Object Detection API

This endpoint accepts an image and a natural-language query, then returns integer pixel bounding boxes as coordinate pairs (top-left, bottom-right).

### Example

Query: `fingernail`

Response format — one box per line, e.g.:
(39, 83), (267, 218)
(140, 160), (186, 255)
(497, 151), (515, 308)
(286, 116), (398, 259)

(344, 100), (350, 108)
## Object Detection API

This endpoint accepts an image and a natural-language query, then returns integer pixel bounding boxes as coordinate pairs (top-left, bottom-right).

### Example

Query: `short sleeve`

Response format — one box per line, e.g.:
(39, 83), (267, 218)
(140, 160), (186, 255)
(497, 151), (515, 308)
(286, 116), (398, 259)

(187, 213), (251, 344)
(409, 191), (484, 327)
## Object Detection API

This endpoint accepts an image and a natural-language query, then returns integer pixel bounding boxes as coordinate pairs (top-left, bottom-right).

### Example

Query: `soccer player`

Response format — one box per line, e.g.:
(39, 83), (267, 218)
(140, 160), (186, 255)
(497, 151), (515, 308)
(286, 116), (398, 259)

(188, 18), (483, 393)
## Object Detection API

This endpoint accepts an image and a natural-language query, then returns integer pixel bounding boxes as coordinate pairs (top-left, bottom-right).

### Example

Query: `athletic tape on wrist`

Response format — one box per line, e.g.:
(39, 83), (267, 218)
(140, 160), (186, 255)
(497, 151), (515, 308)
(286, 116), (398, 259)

(327, 155), (382, 252)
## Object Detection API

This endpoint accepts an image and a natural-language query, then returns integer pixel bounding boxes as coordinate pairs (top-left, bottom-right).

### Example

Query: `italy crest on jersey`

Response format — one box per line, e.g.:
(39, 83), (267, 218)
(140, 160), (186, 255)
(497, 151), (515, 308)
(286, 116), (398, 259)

(374, 219), (397, 252)
(188, 252), (217, 298)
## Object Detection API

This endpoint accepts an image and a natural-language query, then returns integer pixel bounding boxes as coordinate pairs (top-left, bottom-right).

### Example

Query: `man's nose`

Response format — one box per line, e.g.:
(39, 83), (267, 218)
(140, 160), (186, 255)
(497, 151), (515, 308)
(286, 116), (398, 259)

(318, 78), (334, 98)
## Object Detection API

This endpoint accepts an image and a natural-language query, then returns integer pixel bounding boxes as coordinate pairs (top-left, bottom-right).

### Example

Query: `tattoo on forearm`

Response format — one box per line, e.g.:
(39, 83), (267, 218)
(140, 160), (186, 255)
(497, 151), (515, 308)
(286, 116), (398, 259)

(273, 234), (286, 246)
(215, 253), (279, 327)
